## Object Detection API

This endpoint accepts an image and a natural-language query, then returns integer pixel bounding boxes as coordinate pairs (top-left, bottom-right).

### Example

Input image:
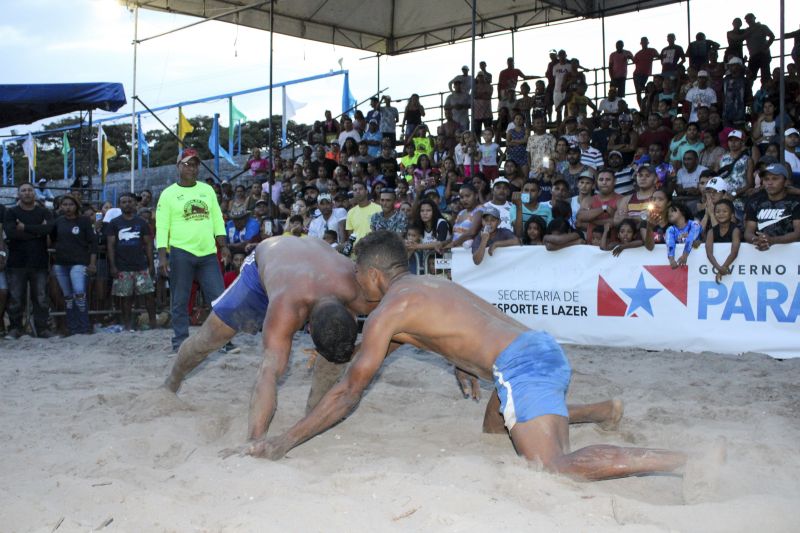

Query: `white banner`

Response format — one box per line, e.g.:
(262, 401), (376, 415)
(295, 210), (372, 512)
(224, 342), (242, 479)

(452, 244), (800, 359)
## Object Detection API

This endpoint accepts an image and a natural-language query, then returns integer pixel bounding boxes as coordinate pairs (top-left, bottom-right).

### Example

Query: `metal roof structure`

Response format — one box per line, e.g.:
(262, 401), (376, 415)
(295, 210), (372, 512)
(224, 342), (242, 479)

(124, 0), (683, 55)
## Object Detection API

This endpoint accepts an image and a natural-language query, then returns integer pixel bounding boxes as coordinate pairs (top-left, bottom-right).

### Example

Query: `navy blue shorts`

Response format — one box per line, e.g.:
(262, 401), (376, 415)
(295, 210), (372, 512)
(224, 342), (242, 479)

(492, 331), (572, 430)
(211, 253), (268, 333)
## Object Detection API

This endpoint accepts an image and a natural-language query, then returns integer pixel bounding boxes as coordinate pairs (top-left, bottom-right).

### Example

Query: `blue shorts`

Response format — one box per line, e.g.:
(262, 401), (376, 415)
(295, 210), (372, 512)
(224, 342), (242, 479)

(211, 253), (268, 333)
(0, 270), (7, 291)
(492, 331), (572, 430)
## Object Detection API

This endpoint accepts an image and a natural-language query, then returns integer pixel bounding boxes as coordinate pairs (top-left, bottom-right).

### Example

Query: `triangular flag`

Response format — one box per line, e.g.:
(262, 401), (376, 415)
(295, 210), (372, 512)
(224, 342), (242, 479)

(341, 72), (356, 115)
(208, 116), (236, 166)
(282, 87), (307, 147)
(98, 126), (117, 183)
(62, 131), (71, 165)
(230, 100), (247, 124)
(178, 107), (194, 142)
(22, 133), (36, 171)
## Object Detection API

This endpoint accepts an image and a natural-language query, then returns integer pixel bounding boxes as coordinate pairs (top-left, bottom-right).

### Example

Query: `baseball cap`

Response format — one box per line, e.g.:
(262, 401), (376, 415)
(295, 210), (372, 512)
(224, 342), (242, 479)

(481, 205), (501, 219)
(618, 113), (633, 123)
(177, 148), (200, 164)
(318, 193), (332, 203)
(705, 177), (728, 192)
(578, 170), (595, 181)
(230, 207), (250, 219)
(492, 177), (510, 187)
(37, 178), (47, 184)
(727, 57), (743, 65)
(608, 150), (623, 159)
(368, 119), (378, 125)
(727, 130), (744, 140)
(785, 127), (800, 137)
(102, 207), (122, 223)
(255, 199), (269, 207)
(697, 70), (709, 77)
(423, 187), (440, 197)
(764, 163), (789, 179)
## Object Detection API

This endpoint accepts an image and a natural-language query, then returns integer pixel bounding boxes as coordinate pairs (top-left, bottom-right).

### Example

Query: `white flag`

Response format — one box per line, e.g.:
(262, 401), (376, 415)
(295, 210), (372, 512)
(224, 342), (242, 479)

(281, 87), (307, 146)
(22, 133), (36, 171)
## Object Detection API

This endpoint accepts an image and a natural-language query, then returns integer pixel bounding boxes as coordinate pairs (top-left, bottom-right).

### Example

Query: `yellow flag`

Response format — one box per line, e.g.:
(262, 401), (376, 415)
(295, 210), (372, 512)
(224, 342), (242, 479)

(178, 107), (194, 141)
(102, 137), (117, 183)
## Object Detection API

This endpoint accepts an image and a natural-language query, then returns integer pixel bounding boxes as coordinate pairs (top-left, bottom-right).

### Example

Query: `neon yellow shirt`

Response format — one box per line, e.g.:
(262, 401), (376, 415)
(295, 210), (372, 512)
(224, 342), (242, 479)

(156, 181), (226, 256)
(345, 203), (381, 243)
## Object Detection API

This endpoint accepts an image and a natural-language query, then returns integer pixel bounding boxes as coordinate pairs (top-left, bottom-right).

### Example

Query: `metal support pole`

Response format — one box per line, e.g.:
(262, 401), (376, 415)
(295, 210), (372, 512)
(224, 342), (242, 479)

(601, 12), (607, 98)
(779, 0), (786, 165)
(214, 114), (221, 177)
(2, 142), (6, 185)
(268, 0), (274, 164)
(377, 53), (381, 97)
(137, 114), (143, 173)
(130, 4), (138, 193)
(470, 0), (476, 129)
(511, 29), (515, 58)
(686, 0), (691, 48)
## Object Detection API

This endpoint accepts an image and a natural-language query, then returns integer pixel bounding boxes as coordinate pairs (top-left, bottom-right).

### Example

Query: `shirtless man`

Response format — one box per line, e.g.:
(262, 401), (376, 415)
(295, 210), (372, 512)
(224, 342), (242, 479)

(164, 237), (372, 441)
(244, 231), (692, 482)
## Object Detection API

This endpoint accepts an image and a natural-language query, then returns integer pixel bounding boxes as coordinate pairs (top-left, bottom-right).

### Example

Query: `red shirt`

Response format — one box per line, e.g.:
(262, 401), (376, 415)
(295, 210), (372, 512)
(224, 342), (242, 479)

(633, 48), (659, 76)
(609, 51), (633, 79)
(498, 68), (524, 92)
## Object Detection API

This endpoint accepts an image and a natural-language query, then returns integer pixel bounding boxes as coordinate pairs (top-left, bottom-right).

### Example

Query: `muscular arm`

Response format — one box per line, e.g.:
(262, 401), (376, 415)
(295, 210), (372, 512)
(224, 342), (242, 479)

(247, 298), (308, 440)
(254, 310), (397, 459)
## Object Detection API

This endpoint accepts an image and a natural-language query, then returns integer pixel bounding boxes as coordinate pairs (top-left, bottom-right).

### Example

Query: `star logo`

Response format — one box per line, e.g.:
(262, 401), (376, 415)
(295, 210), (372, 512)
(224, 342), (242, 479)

(620, 273), (662, 317)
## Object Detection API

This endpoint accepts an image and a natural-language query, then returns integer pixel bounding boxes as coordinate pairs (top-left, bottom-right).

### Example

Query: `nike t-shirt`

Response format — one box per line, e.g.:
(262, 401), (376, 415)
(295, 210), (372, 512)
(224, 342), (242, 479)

(744, 192), (800, 237)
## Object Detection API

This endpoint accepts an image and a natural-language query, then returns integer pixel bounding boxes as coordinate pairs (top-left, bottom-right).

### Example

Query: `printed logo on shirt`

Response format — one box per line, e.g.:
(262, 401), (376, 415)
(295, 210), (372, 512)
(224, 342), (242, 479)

(182, 199), (210, 221)
(71, 226), (80, 235)
(118, 227), (141, 242)
(756, 209), (791, 231)
(597, 265), (688, 317)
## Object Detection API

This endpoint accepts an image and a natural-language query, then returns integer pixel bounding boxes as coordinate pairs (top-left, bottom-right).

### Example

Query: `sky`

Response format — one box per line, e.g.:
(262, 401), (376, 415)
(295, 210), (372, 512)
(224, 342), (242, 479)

(1, 0), (797, 143)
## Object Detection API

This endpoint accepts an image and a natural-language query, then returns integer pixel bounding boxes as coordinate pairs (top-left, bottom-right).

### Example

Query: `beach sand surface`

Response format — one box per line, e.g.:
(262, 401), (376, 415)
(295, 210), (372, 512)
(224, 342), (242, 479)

(1, 330), (798, 532)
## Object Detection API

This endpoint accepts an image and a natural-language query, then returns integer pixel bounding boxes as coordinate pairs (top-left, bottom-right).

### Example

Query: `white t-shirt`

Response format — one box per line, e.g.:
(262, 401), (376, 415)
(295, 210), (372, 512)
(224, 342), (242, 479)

(481, 200), (514, 231)
(676, 164), (708, 189)
(308, 207), (347, 240)
(337, 129), (361, 147)
(785, 150), (800, 175)
(552, 63), (571, 93)
(685, 87), (717, 122)
(479, 142), (500, 168)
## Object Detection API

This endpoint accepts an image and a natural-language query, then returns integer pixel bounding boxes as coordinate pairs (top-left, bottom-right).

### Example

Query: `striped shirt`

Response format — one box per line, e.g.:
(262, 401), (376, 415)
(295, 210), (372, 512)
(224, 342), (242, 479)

(614, 166), (636, 195)
(580, 146), (604, 169)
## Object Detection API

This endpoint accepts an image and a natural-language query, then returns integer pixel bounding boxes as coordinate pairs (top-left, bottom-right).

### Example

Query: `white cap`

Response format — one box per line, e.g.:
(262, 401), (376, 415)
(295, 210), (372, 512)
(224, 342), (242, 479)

(705, 177), (728, 193)
(697, 70), (709, 77)
(102, 207), (122, 223)
(785, 128), (800, 137)
(727, 57), (743, 65)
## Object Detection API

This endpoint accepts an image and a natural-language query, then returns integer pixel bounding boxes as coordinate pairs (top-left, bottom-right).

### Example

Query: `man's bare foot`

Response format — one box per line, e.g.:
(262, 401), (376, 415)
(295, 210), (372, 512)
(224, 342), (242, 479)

(682, 437), (727, 504)
(598, 399), (624, 431)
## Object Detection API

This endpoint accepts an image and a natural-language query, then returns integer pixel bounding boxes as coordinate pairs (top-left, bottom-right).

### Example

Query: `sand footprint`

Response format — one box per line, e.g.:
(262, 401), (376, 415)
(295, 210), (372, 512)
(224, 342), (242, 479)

(122, 387), (195, 424)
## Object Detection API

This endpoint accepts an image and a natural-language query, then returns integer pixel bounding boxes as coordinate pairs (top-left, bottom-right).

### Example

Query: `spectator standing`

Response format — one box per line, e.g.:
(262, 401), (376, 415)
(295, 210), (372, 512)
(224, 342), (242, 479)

(379, 96), (399, 144)
(684, 71), (717, 122)
(370, 189), (408, 234)
(363, 119), (383, 158)
(660, 33), (685, 79)
(743, 13), (775, 84)
(726, 18), (746, 62)
(365, 97), (381, 125)
(608, 40), (634, 96)
(472, 72), (494, 136)
(633, 37), (660, 106)
(345, 181), (381, 245)
(51, 195), (96, 335)
(337, 117), (361, 147)
(478, 61), (493, 84)
(744, 163), (800, 250)
(449, 65), (473, 96)
(526, 115), (556, 174)
(687, 33), (720, 70)
(244, 149), (269, 180)
(3, 182), (54, 338)
(497, 57), (530, 94)
(156, 148), (229, 352)
(551, 51), (572, 120)
(445, 81), (471, 132)
(402, 94), (425, 140)
(107, 192), (157, 331)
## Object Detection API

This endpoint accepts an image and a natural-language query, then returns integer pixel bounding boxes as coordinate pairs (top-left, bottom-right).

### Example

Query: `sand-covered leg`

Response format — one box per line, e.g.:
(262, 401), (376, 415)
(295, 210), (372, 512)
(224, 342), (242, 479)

(164, 312), (235, 393)
(568, 399), (624, 431)
(306, 354), (348, 413)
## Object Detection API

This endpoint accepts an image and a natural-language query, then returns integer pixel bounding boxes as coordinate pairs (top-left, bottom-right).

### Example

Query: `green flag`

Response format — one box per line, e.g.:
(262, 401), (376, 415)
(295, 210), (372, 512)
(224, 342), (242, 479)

(61, 131), (70, 164)
(229, 99), (247, 154)
(230, 100), (246, 123)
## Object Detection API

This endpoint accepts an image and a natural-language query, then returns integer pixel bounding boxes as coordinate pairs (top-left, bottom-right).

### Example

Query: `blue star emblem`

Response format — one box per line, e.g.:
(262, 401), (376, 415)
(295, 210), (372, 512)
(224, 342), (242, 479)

(620, 273), (662, 317)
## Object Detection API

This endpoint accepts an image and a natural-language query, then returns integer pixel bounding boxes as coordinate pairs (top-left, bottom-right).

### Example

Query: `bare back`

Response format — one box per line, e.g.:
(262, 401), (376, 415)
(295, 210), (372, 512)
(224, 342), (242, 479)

(254, 237), (371, 316)
(363, 274), (528, 380)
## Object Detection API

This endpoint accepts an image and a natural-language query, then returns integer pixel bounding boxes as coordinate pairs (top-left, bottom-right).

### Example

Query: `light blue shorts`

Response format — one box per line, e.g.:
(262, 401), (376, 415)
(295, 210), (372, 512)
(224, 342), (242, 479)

(492, 331), (572, 430)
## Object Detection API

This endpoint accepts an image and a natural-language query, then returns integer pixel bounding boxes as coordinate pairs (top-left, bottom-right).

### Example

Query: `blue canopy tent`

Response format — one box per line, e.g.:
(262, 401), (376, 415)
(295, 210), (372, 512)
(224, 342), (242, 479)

(0, 82), (126, 128)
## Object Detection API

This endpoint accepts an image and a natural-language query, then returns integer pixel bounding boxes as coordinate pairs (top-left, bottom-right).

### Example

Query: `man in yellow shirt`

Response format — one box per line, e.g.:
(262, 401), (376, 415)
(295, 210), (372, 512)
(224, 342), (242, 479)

(156, 148), (229, 352)
(344, 181), (381, 245)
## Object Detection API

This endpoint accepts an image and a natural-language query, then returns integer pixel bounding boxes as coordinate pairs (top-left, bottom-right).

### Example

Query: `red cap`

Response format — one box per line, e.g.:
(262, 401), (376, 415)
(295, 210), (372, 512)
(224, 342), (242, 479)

(177, 148), (200, 164)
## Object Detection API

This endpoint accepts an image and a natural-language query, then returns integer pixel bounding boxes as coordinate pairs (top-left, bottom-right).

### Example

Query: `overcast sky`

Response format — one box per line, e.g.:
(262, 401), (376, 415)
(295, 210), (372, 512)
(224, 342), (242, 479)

(2, 0), (797, 141)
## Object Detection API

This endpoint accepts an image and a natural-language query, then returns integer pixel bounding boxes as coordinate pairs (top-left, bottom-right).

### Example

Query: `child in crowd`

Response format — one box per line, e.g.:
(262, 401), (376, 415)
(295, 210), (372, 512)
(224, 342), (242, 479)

(521, 215), (547, 245)
(478, 129), (500, 182)
(601, 219), (644, 256)
(705, 199), (741, 284)
(323, 230), (339, 247)
(461, 132), (481, 179)
(543, 218), (585, 251)
(223, 253), (246, 288)
(405, 225), (424, 274)
(666, 201), (702, 268)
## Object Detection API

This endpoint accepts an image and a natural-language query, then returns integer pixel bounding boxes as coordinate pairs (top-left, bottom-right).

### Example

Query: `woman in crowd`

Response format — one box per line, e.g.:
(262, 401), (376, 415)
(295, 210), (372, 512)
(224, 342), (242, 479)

(413, 154), (434, 191)
(644, 189), (671, 249)
(699, 130), (725, 172)
(229, 184), (248, 214)
(244, 148), (269, 180)
(402, 94), (425, 140)
(52, 195), (97, 335)
(751, 100), (781, 156)
(471, 173), (491, 204)
(408, 199), (451, 253)
(322, 110), (340, 143)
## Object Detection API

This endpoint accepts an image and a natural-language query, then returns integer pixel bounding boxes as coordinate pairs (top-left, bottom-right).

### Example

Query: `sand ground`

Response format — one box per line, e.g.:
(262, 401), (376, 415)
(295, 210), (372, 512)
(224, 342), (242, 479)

(1, 330), (798, 532)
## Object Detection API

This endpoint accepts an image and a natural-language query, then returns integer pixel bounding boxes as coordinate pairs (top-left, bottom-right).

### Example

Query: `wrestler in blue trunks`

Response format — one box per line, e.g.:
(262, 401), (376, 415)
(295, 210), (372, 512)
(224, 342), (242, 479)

(491, 331), (572, 430)
(211, 252), (269, 333)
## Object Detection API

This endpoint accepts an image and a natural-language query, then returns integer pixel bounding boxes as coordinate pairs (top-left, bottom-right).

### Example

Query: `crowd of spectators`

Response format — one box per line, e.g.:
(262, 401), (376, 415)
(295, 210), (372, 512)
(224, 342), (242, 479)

(1, 13), (800, 338)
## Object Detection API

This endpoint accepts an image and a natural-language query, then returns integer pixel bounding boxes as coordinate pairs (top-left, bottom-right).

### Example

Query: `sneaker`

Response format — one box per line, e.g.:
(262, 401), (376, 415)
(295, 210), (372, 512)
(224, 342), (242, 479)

(220, 342), (241, 354)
